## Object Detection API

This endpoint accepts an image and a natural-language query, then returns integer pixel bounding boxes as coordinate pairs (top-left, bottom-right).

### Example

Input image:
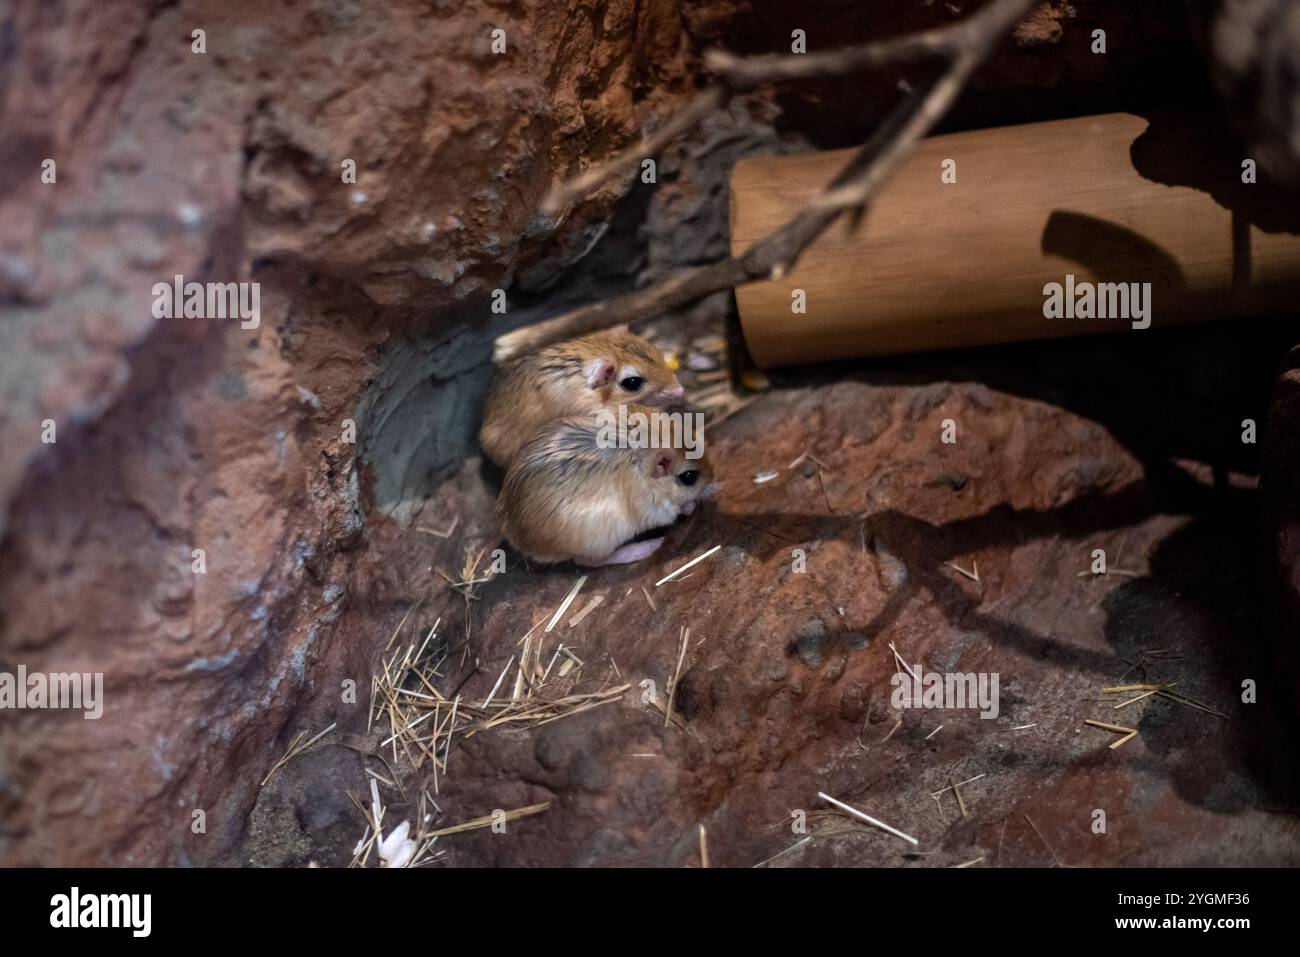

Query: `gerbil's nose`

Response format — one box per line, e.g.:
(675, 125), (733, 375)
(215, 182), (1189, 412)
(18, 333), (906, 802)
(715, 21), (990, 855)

(666, 378), (685, 399)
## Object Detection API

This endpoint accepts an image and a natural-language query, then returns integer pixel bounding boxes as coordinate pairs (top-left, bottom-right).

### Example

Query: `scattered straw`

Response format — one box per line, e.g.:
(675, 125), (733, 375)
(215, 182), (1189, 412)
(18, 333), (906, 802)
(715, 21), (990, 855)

(436, 545), (496, 601)
(513, 634), (533, 700)
(1084, 718), (1138, 749)
(1084, 718), (1136, 734)
(887, 641), (919, 683)
(818, 791), (919, 846)
(656, 545), (721, 586)
(261, 722), (338, 787)
(1111, 683), (1175, 709)
(558, 647), (584, 679)
(930, 774), (986, 798)
(385, 601), (425, 652)
(815, 469), (835, 514)
(787, 450), (828, 471)
(752, 836), (812, 868)
(481, 655), (515, 709)
(881, 717), (903, 743)
(664, 626), (690, 728)
(424, 801), (551, 838)
(364, 768), (396, 789)
(1154, 688), (1229, 720)
(546, 576), (587, 632)
(950, 775), (968, 818)
(372, 619), (629, 793)
(944, 559), (980, 583)
(699, 823), (710, 868)
(1100, 682), (1228, 720)
(1023, 813), (1062, 867)
(567, 594), (604, 628)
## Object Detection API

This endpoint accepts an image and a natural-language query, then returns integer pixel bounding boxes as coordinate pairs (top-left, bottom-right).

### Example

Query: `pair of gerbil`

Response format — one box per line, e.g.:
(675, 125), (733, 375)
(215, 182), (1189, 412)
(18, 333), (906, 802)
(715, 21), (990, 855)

(482, 328), (716, 566)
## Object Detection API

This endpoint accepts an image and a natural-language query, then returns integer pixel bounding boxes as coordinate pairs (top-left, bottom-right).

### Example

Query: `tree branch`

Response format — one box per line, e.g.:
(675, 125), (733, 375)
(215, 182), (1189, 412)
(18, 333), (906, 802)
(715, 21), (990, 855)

(497, 0), (1036, 363)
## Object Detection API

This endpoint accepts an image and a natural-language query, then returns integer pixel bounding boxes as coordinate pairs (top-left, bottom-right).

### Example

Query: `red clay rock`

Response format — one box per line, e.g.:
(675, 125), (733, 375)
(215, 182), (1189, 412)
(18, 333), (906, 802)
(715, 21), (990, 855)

(3, 0), (1289, 871)
(0, 0), (695, 866)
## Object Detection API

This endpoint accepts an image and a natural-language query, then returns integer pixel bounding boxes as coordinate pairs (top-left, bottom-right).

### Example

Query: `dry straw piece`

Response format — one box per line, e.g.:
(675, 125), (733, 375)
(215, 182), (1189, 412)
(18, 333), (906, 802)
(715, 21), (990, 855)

(656, 545), (722, 587)
(818, 791), (920, 846)
(260, 722), (338, 787)
(349, 604), (636, 865)
(664, 626), (691, 728)
(1084, 718), (1139, 750)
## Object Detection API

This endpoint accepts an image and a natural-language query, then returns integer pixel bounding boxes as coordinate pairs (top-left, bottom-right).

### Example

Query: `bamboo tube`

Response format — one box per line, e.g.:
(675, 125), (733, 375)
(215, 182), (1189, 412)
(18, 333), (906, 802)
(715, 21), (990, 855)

(730, 112), (1300, 368)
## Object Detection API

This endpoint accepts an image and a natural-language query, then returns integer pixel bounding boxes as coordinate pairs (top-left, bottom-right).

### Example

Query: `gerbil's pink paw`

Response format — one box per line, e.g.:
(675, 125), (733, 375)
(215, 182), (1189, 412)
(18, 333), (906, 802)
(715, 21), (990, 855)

(589, 538), (665, 566)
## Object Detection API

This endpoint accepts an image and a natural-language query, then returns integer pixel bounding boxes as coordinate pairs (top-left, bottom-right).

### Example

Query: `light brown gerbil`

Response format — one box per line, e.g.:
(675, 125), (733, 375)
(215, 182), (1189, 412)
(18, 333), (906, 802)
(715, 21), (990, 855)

(479, 327), (684, 468)
(497, 409), (715, 566)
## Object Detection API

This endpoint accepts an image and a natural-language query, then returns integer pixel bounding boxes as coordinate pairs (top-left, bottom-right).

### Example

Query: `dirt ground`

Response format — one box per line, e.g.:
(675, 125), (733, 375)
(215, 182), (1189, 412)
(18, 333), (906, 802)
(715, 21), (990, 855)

(244, 315), (1300, 868)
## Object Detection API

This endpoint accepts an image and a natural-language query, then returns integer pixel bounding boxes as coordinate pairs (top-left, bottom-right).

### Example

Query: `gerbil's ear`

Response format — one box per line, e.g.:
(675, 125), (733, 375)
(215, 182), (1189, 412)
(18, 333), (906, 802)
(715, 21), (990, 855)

(651, 453), (673, 479)
(583, 357), (616, 389)
(608, 322), (630, 336)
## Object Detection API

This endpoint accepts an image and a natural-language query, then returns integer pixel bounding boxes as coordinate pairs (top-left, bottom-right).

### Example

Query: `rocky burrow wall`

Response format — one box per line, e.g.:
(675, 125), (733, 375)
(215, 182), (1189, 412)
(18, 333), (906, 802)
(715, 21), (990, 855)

(2, 0), (1290, 865)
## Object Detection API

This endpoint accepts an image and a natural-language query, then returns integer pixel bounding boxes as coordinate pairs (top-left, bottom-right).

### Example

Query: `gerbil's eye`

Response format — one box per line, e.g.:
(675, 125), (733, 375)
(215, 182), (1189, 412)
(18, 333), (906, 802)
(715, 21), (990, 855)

(677, 469), (699, 487)
(619, 375), (645, 392)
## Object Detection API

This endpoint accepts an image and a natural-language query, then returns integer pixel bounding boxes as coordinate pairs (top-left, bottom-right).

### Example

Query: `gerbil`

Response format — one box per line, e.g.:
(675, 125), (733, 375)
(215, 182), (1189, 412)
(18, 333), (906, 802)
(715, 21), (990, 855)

(479, 326), (684, 468)
(497, 410), (715, 566)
